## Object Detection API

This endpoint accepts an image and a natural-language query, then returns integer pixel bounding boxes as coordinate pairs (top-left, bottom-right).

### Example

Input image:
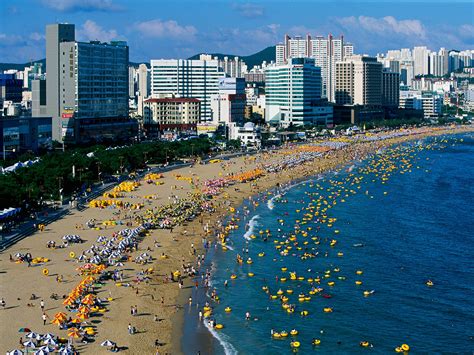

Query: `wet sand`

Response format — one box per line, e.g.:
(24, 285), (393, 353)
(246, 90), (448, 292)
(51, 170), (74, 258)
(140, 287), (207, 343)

(0, 125), (472, 355)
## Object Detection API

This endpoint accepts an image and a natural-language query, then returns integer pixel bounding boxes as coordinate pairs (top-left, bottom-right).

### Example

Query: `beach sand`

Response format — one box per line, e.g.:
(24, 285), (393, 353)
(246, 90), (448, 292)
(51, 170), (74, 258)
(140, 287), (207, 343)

(0, 125), (472, 354)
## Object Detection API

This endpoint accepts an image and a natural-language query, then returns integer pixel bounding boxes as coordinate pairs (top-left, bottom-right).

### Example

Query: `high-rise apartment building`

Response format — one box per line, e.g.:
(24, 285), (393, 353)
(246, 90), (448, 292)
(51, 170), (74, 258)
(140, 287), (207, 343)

(413, 46), (430, 76)
(429, 48), (449, 77)
(335, 55), (383, 107)
(276, 43), (285, 65)
(45, 23), (133, 143)
(276, 34), (350, 102)
(218, 57), (248, 78)
(343, 43), (354, 58)
(150, 55), (226, 121)
(137, 63), (150, 117)
(265, 58), (326, 126)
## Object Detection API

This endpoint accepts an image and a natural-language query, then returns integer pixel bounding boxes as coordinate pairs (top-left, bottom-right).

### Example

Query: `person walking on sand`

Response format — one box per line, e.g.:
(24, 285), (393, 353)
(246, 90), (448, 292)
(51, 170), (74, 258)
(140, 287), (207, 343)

(40, 299), (45, 311)
(42, 312), (47, 325)
(0, 298), (5, 309)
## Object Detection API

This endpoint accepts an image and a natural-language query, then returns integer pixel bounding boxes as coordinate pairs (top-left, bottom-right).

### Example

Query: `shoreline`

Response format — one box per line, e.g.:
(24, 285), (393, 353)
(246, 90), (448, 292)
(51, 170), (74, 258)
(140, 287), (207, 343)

(173, 126), (474, 355)
(0, 125), (472, 355)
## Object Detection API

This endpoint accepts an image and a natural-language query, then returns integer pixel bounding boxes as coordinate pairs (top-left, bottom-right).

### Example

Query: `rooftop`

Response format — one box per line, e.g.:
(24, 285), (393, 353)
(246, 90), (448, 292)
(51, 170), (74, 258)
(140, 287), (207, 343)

(144, 98), (200, 103)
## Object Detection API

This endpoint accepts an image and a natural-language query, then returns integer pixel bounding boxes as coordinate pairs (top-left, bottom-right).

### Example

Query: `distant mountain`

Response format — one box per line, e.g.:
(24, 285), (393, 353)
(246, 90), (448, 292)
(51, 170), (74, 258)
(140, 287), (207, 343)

(1, 46), (277, 74)
(188, 46), (276, 69)
(0, 59), (148, 72)
(0, 58), (46, 72)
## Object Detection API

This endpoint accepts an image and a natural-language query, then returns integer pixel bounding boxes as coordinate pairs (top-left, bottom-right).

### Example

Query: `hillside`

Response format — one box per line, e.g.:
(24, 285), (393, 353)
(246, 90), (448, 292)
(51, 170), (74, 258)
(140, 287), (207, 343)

(0, 58), (46, 72)
(188, 46), (275, 68)
(0, 46), (275, 73)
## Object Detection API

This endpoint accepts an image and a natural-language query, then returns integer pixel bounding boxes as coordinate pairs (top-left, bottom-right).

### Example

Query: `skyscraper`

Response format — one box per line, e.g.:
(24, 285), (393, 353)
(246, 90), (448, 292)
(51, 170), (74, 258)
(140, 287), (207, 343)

(335, 55), (382, 107)
(276, 43), (285, 65)
(45, 23), (75, 141)
(413, 46), (430, 76)
(265, 58), (324, 126)
(137, 63), (150, 117)
(45, 23), (132, 143)
(382, 69), (400, 107)
(150, 55), (225, 121)
(276, 34), (350, 102)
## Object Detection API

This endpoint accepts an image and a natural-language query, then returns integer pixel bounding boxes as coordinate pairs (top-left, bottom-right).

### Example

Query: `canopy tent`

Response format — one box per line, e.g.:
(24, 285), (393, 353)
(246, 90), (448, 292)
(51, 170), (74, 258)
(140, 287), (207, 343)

(0, 207), (21, 220)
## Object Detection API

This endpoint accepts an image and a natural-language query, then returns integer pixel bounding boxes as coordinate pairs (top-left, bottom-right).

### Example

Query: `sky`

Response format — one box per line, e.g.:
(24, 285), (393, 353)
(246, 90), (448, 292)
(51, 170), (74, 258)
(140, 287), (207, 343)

(0, 0), (473, 63)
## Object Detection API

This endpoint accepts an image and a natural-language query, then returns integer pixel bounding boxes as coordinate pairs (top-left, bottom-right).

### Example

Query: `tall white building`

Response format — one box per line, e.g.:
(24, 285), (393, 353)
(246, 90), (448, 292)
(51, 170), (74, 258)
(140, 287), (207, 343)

(413, 46), (430, 76)
(137, 63), (150, 116)
(276, 43), (285, 65)
(150, 55), (226, 121)
(310, 35), (344, 102)
(288, 35), (309, 58)
(276, 34), (350, 102)
(218, 56), (248, 78)
(265, 58), (326, 126)
(343, 43), (354, 58)
(429, 48), (449, 77)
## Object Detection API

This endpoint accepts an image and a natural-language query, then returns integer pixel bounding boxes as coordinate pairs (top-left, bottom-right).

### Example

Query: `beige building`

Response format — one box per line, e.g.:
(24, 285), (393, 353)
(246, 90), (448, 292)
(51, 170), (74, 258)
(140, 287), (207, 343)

(335, 55), (382, 107)
(143, 98), (200, 131)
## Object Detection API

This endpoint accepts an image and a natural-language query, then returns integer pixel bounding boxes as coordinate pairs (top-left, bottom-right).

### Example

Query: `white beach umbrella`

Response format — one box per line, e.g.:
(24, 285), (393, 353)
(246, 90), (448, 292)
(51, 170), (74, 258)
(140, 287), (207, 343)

(42, 333), (55, 340)
(23, 341), (36, 348)
(39, 346), (55, 354)
(100, 340), (116, 347)
(42, 338), (56, 346)
(26, 332), (38, 339)
(8, 350), (24, 355)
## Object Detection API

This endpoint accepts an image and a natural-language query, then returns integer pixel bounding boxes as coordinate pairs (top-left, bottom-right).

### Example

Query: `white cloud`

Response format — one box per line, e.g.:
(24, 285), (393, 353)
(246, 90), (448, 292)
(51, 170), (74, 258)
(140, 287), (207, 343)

(42, 0), (121, 12)
(0, 33), (24, 46)
(135, 19), (197, 39)
(246, 24), (280, 44)
(29, 32), (45, 41)
(232, 3), (264, 18)
(77, 20), (119, 42)
(337, 16), (426, 39)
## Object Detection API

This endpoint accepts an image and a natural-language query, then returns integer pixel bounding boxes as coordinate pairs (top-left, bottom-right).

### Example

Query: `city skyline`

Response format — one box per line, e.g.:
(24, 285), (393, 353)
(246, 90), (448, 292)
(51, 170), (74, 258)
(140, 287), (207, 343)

(0, 0), (473, 63)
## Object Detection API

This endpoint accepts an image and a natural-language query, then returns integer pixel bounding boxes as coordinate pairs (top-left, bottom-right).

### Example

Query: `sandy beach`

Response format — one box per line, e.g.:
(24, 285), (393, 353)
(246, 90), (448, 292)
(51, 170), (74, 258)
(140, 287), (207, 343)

(0, 125), (472, 355)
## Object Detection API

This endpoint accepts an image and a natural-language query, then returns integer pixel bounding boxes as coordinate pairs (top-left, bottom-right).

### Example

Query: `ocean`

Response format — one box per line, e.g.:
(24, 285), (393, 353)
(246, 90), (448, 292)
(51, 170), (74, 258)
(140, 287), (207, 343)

(183, 132), (474, 354)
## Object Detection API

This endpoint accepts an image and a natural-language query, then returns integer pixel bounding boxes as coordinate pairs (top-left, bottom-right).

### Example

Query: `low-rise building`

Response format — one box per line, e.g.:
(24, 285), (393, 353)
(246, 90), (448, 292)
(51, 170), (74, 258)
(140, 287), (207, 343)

(228, 122), (261, 148)
(143, 98), (200, 138)
(399, 90), (442, 118)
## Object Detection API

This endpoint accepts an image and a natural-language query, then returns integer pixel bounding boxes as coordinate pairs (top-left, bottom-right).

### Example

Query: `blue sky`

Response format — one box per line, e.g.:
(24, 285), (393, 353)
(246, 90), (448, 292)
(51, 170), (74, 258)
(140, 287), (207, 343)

(0, 0), (473, 63)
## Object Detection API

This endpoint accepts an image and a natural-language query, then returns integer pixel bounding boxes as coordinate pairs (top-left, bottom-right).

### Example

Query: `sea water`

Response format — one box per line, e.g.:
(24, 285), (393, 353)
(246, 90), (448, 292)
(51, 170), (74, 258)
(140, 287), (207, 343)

(184, 133), (474, 354)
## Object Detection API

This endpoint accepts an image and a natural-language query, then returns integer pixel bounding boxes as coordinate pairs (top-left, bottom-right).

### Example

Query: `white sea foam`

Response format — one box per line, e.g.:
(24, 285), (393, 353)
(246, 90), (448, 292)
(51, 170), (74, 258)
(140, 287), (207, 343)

(204, 320), (238, 355)
(243, 215), (260, 240)
(281, 178), (314, 193)
(267, 193), (281, 210)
